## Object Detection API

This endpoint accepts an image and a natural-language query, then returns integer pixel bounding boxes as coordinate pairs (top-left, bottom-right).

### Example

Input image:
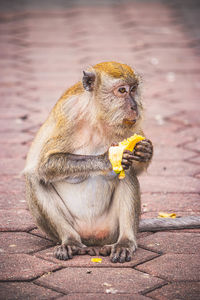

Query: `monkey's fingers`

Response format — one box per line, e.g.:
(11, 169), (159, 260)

(55, 245), (72, 260)
(134, 151), (152, 160)
(137, 139), (153, 147)
(110, 247), (121, 263)
(122, 150), (135, 169)
(135, 140), (153, 152)
(130, 155), (151, 162)
(121, 158), (132, 170)
(118, 248), (132, 263)
(110, 246), (133, 263)
(134, 144), (153, 154)
(135, 140), (153, 151)
(123, 150), (135, 159)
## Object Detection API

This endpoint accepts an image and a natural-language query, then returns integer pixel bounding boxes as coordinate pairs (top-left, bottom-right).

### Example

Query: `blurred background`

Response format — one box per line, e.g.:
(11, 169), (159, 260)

(1, 1), (200, 298)
(0, 0), (200, 216)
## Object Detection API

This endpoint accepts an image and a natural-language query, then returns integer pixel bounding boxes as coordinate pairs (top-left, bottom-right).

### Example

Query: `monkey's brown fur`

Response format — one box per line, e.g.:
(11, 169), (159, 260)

(24, 61), (153, 263)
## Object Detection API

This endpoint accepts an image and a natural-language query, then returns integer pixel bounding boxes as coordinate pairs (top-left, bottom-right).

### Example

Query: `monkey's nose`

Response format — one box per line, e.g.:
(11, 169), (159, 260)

(130, 99), (137, 111)
(131, 104), (137, 112)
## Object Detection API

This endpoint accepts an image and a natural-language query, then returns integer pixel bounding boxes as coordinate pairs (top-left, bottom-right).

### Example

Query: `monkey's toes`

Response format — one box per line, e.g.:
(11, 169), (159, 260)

(55, 245), (73, 260)
(110, 247), (133, 263)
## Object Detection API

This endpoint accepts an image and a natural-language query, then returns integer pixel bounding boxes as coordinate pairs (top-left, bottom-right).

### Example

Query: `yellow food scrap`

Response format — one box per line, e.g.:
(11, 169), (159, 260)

(108, 134), (145, 179)
(158, 212), (176, 218)
(91, 258), (102, 263)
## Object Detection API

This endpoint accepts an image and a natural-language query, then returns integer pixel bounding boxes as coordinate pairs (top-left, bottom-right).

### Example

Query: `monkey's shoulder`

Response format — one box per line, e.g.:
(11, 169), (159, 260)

(59, 82), (84, 102)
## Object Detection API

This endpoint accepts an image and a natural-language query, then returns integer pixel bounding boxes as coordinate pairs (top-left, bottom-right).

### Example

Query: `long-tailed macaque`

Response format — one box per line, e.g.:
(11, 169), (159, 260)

(24, 62), (199, 263)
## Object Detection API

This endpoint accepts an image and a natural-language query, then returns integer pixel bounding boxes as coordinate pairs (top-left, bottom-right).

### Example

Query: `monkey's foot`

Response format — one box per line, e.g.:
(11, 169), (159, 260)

(55, 244), (86, 260)
(99, 241), (136, 263)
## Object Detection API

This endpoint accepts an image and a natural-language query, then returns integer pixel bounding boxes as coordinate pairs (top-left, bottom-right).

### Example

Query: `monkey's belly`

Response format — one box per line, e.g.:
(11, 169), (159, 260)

(53, 175), (118, 245)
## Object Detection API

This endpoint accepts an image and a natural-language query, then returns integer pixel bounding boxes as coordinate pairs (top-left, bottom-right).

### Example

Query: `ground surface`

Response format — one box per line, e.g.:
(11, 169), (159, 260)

(0, 0), (200, 299)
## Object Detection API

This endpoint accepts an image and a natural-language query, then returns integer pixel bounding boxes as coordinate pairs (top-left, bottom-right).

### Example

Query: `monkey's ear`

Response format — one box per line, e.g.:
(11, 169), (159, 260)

(82, 71), (96, 92)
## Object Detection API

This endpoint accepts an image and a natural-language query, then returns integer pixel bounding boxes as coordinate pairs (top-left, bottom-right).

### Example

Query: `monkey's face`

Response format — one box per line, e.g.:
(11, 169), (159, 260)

(112, 83), (139, 126)
(98, 79), (142, 128)
(82, 65), (142, 128)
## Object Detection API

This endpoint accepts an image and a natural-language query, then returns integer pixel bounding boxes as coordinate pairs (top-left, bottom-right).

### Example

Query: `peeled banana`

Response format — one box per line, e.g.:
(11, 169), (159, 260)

(108, 134), (145, 179)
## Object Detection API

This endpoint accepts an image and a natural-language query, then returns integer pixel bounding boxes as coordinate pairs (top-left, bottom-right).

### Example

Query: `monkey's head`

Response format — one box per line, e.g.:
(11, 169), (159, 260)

(82, 61), (143, 130)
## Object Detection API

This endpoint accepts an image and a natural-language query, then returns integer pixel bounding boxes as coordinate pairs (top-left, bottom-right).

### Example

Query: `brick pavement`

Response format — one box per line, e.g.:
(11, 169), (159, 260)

(0, 0), (200, 299)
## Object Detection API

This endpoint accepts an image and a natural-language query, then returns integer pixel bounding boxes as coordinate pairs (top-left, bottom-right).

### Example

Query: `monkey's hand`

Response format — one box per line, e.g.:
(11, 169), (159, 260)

(122, 139), (153, 168)
(133, 139), (153, 162)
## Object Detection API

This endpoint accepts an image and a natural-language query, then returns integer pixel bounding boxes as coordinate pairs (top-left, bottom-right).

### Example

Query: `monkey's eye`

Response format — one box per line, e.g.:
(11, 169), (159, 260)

(118, 87), (127, 94)
(130, 85), (137, 93)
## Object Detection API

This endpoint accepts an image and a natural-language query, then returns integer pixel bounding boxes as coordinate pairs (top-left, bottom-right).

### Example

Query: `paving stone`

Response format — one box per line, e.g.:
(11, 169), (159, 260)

(140, 176), (200, 193)
(0, 282), (62, 300)
(59, 293), (149, 300)
(142, 125), (194, 147)
(137, 232), (154, 239)
(169, 110), (200, 127)
(152, 145), (195, 161)
(35, 246), (159, 268)
(0, 143), (28, 158)
(0, 158), (26, 175)
(136, 254), (200, 281)
(0, 176), (26, 209)
(141, 193), (200, 213)
(146, 282), (200, 300)
(30, 228), (54, 241)
(0, 209), (36, 232)
(35, 267), (164, 294)
(0, 191), (27, 209)
(0, 176), (25, 196)
(0, 131), (31, 144)
(0, 118), (34, 134)
(0, 232), (54, 254)
(187, 155), (200, 165)
(177, 127), (200, 143)
(147, 160), (200, 176)
(133, 47), (200, 72)
(184, 138), (200, 153)
(138, 232), (200, 254)
(0, 253), (61, 281)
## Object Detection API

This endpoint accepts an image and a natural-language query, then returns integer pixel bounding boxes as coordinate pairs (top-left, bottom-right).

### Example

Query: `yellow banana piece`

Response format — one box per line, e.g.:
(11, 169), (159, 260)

(108, 134), (145, 179)
(158, 212), (177, 218)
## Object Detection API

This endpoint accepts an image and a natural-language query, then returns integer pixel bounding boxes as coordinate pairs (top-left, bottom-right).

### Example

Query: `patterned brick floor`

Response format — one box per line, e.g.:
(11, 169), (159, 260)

(0, 0), (200, 299)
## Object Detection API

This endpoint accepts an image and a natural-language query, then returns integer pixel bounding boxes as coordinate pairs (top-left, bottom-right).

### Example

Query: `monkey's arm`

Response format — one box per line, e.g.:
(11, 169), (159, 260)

(38, 151), (112, 184)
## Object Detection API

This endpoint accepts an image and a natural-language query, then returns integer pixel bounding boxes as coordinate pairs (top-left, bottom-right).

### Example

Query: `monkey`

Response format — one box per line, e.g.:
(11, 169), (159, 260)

(24, 61), (200, 263)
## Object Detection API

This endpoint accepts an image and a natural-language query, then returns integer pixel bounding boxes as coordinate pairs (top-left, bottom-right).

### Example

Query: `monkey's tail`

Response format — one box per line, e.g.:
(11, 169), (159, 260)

(139, 216), (200, 232)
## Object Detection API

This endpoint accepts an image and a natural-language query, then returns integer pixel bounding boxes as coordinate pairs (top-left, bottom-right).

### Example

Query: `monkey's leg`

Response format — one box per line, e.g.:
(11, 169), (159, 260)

(100, 174), (140, 263)
(26, 176), (86, 260)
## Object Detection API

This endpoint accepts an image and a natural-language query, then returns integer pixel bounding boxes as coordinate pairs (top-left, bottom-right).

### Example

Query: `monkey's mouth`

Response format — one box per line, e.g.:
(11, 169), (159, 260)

(123, 118), (137, 126)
